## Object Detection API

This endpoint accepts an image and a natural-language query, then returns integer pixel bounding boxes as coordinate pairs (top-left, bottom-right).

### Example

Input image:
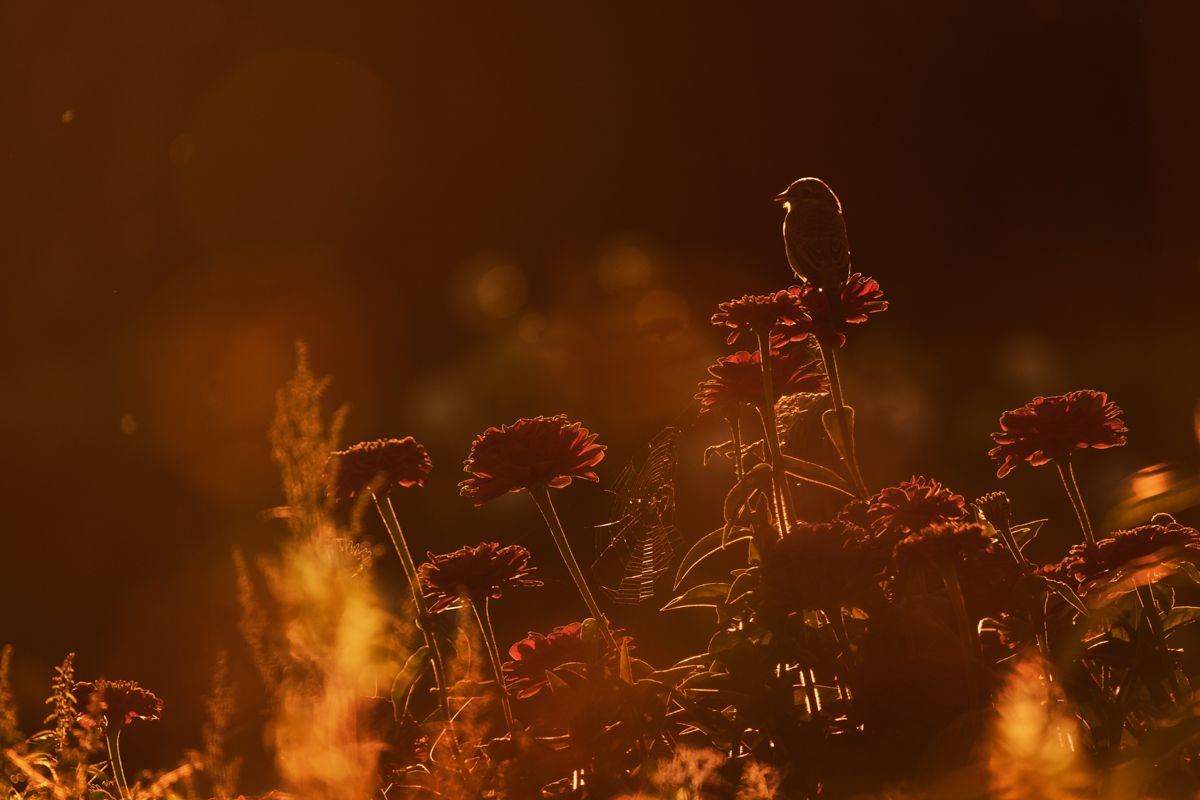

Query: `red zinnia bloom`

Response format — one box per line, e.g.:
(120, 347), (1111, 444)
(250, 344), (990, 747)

(775, 273), (888, 348)
(328, 437), (432, 501)
(710, 291), (810, 346)
(1044, 517), (1200, 586)
(418, 542), (543, 612)
(989, 390), (1127, 479)
(867, 476), (967, 539)
(755, 520), (880, 614)
(891, 523), (1020, 619)
(695, 346), (828, 416)
(459, 415), (605, 505)
(74, 679), (162, 729)
(502, 622), (631, 700)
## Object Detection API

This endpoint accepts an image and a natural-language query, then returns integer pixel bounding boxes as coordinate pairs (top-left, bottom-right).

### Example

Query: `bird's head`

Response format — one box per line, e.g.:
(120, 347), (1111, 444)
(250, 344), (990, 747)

(773, 177), (843, 212)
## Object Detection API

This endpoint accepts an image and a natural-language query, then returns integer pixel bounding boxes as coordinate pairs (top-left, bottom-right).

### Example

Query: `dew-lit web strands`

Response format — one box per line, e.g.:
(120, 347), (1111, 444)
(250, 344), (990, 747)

(592, 427), (683, 604)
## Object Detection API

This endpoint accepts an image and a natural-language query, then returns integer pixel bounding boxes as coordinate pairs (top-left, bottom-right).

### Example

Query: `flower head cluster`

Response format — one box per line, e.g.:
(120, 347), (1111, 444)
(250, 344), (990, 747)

(989, 390), (1127, 478)
(695, 346), (827, 417)
(327, 437), (432, 501)
(1044, 517), (1200, 586)
(867, 476), (967, 540)
(774, 274), (888, 348)
(418, 542), (542, 612)
(891, 522), (1020, 619)
(503, 622), (632, 699)
(460, 415), (605, 505)
(74, 679), (163, 729)
(710, 291), (809, 346)
(755, 521), (879, 614)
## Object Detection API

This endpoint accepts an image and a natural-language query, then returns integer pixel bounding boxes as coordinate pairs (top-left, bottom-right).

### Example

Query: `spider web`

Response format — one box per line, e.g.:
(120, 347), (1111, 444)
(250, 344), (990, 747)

(592, 427), (683, 604)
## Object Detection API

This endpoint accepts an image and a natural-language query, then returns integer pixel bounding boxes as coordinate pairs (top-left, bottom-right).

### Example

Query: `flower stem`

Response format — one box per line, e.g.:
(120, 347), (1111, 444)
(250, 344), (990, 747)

(728, 415), (745, 482)
(940, 566), (978, 700)
(373, 493), (461, 758)
(104, 729), (131, 799)
(528, 486), (618, 650)
(1056, 460), (1096, 546)
(472, 596), (516, 735)
(816, 339), (870, 500)
(754, 333), (795, 536)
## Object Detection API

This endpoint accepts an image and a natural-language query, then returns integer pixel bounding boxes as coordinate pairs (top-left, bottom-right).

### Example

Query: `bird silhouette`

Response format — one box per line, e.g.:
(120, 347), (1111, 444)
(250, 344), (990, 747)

(774, 177), (851, 293)
(774, 177), (852, 336)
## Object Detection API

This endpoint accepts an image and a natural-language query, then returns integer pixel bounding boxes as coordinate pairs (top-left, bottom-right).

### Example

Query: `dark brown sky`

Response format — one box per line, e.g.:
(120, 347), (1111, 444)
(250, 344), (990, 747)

(2, 1), (1199, 782)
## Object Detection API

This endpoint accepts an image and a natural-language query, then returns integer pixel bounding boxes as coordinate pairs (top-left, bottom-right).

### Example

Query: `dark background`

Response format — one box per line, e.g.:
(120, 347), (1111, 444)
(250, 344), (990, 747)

(3, 1), (1199, 788)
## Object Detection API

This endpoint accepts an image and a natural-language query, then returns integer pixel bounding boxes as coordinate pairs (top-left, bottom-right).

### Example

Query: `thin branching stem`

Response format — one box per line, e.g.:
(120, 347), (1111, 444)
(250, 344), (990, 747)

(528, 486), (618, 650)
(940, 566), (978, 700)
(373, 493), (462, 759)
(472, 596), (516, 734)
(1056, 459), (1095, 546)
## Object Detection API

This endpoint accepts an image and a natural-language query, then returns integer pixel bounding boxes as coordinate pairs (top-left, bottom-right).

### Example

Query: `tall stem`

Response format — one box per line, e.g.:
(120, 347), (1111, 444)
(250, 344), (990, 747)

(528, 487), (617, 650)
(105, 729), (131, 799)
(372, 493), (461, 757)
(473, 596), (516, 734)
(941, 566), (978, 699)
(754, 333), (795, 536)
(1056, 460), (1095, 546)
(816, 340), (870, 499)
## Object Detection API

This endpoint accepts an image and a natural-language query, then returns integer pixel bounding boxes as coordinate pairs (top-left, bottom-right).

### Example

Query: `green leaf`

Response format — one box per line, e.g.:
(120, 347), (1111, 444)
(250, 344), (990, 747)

(1011, 518), (1049, 549)
(662, 582), (731, 613)
(674, 528), (752, 590)
(778, 453), (853, 496)
(725, 569), (758, 607)
(722, 463), (773, 525)
(1040, 576), (1089, 615)
(390, 646), (431, 718)
(820, 406), (859, 474)
(1163, 605), (1200, 634)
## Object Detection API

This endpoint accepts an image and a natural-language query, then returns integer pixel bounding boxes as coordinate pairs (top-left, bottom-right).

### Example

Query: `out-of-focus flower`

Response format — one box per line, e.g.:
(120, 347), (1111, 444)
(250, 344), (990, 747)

(892, 522), (1020, 619)
(835, 498), (871, 529)
(418, 542), (542, 612)
(327, 437), (432, 501)
(710, 291), (809, 346)
(459, 415), (605, 505)
(74, 679), (162, 729)
(774, 274), (888, 348)
(892, 522), (992, 569)
(1044, 516), (1200, 586)
(989, 391), (1127, 479)
(756, 520), (879, 614)
(868, 476), (967, 539)
(695, 346), (827, 416)
(502, 622), (631, 700)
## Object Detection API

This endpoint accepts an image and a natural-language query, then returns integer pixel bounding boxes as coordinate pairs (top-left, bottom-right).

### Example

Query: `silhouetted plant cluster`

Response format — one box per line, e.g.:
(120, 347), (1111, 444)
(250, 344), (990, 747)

(4, 179), (1199, 799)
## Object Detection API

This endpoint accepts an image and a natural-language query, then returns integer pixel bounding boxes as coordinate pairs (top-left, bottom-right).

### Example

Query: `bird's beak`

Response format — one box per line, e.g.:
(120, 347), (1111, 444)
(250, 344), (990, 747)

(772, 192), (789, 204)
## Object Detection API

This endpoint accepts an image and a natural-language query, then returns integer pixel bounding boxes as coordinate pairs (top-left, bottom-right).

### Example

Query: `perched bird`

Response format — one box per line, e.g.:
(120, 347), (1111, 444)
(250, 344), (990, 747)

(773, 177), (851, 293)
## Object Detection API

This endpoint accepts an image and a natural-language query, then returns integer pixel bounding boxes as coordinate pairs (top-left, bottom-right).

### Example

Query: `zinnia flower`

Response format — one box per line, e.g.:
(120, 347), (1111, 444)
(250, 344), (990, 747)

(418, 542), (542, 612)
(459, 415), (605, 505)
(755, 520), (880, 614)
(710, 291), (809, 346)
(695, 346), (827, 416)
(328, 437), (432, 501)
(502, 622), (631, 699)
(774, 273), (888, 348)
(74, 679), (162, 729)
(867, 476), (967, 539)
(989, 390), (1127, 478)
(1044, 516), (1200, 586)
(891, 523), (1020, 619)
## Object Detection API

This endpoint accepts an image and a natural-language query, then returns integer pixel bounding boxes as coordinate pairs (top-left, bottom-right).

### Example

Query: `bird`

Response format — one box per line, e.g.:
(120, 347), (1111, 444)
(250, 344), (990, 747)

(773, 177), (851, 293)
